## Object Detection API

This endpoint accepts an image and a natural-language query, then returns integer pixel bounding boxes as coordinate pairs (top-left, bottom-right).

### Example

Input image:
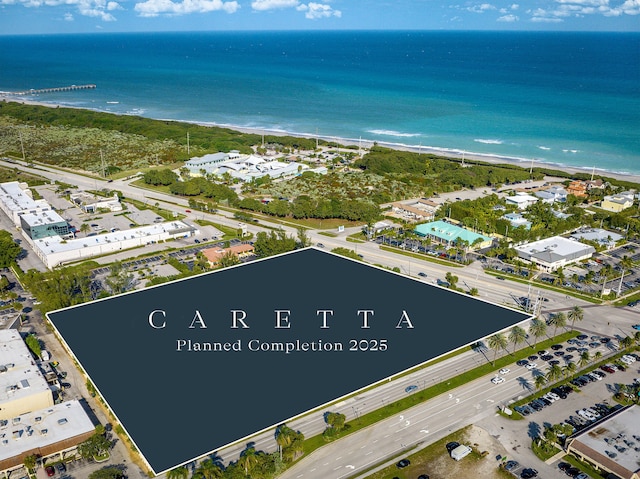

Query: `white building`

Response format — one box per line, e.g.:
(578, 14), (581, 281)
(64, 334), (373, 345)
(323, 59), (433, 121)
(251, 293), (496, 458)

(505, 192), (538, 210)
(31, 221), (199, 269)
(0, 330), (54, 421)
(184, 151), (243, 176)
(571, 228), (624, 250)
(514, 236), (596, 272)
(69, 192), (122, 213)
(0, 181), (54, 226)
(0, 400), (95, 476)
(535, 186), (567, 204)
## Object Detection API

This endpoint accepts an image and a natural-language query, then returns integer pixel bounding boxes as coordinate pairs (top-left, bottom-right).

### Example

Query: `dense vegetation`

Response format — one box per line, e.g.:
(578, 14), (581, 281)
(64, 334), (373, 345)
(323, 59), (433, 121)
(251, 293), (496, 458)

(354, 146), (543, 194)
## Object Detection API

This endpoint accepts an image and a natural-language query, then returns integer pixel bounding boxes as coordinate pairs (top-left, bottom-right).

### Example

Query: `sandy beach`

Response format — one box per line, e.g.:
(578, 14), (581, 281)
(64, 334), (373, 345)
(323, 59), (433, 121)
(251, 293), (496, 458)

(3, 95), (640, 186)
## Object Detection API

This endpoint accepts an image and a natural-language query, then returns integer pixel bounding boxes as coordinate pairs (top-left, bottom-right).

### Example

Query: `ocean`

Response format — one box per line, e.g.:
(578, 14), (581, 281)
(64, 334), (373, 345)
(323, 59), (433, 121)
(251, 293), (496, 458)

(1, 31), (639, 175)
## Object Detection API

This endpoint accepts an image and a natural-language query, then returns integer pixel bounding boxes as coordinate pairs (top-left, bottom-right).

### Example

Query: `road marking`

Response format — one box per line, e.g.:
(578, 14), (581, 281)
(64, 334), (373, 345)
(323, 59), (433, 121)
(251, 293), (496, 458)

(405, 420), (411, 426)
(365, 451), (373, 455)
(335, 456), (342, 460)
(360, 445), (367, 449)
(420, 429), (429, 434)
(346, 465), (355, 470)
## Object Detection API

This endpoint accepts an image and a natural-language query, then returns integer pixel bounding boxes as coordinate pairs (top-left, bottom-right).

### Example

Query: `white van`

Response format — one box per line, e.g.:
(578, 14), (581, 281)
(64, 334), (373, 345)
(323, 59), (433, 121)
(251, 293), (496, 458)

(451, 444), (472, 461)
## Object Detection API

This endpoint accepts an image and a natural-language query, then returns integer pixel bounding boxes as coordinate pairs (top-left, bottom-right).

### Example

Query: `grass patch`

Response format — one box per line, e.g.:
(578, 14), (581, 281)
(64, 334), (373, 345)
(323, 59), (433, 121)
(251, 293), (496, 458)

(380, 245), (465, 267)
(562, 454), (606, 478)
(318, 231), (338, 237)
(486, 270), (602, 304)
(346, 236), (367, 243)
(531, 438), (561, 461)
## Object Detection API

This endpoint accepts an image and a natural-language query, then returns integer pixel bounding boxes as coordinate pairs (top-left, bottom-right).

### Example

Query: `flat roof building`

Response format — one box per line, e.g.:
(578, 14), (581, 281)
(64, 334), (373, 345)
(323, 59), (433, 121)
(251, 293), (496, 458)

(0, 330), (53, 421)
(514, 236), (595, 272)
(69, 192), (122, 213)
(0, 400), (95, 476)
(184, 151), (242, 176)
(566, 405), (640, 479)
(19, 210), (70, 240)
(0, 181), (53, 226)
(414, 220), (492, 249)
(31, 221), (199, 269)
(571, 229), (624, 250)
(505, 193), (538, 210)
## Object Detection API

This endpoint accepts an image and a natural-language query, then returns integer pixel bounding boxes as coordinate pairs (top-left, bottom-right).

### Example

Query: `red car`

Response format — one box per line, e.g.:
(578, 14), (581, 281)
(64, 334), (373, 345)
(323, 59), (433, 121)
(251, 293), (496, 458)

(45, 465), (55, 476)
(600, 365), (615, 374)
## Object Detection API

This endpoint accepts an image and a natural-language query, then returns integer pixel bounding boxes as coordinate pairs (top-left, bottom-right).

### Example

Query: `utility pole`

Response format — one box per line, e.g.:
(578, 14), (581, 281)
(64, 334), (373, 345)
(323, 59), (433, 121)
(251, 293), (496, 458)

(19, 130), (26, 162)
(187, 132), (190, 155)
(100, 149), (107, 178)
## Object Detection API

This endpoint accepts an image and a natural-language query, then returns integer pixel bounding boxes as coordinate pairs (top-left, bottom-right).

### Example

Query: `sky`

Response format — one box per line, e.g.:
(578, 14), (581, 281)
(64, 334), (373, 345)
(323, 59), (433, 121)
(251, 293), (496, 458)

(0, 0), (639, 34)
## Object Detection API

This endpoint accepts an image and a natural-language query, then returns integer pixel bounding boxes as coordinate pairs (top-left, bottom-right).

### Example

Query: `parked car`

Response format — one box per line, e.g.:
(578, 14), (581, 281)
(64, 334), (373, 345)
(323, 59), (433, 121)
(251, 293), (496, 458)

(525, 362), (538, 370)
(504, 460), (519, 471)
(396, 459), (410, 468)
(521, 468), (538, 478)
(45, 466), (55, 477)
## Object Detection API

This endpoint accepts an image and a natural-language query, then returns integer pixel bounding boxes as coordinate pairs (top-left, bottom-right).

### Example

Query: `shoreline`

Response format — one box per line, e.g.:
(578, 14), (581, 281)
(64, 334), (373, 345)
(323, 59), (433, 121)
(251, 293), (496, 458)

(4, 95), (640, 185)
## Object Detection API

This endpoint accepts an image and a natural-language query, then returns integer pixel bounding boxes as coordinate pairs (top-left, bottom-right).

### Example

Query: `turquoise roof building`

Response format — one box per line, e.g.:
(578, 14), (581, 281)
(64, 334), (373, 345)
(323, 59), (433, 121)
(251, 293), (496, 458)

(414, 220), (492, 249)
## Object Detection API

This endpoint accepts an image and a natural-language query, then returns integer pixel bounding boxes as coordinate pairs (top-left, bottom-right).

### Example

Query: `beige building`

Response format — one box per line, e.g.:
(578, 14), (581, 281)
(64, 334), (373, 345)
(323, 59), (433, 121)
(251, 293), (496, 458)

(566, 405), (640, 479)
(601, 191), (635, 213)
(202, 243), (255, 266)
(388, 199), (440, 222)
(0, 330), (53, 421)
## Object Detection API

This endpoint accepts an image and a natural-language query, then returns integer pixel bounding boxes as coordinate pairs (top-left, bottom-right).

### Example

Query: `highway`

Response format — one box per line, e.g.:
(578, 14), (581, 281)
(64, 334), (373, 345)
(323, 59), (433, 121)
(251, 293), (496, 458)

(3, 158), (640, 477)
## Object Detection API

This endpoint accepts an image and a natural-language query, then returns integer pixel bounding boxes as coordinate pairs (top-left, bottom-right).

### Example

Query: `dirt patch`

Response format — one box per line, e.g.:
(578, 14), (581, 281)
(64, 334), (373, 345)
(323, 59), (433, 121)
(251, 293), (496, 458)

(367, 425), (511, 479)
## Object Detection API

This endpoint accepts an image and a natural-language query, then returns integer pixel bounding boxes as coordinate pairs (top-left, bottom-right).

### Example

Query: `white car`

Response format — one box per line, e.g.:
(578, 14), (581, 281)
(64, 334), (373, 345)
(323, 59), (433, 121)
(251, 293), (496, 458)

(585, 407), (601, 418)
(620, 356), (634, 365)
(499, 368), (511, 375)
(546, 391), (561, 401)
(525, 362), (538, 370)
(622, 354), (636, 363)
(578, 409), (596, 421)
(491, 376), (505, 384)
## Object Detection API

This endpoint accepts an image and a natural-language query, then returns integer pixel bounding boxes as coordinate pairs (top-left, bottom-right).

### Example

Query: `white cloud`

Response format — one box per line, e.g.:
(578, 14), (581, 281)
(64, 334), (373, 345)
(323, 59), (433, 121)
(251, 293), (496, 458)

(64, 11), (73, 19)
(296, 2), (340, 18)
(251, 0), (297, 10)
(497, 13), (518, 20)
(528, 0), (640, 20)
(2, 0), (120, 20)
(510, 3), (519, 9)
(134, 0), (239, 16)
(466, 2), (496, 13)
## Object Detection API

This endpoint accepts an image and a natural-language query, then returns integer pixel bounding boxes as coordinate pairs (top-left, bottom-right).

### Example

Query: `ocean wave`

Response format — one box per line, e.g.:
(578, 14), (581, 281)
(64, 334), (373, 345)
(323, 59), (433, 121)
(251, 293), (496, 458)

(562, 149), (579, 154)
(538, 146), (551, 151)
(474, 139), (503, 145)
(367, 129), (422, 138)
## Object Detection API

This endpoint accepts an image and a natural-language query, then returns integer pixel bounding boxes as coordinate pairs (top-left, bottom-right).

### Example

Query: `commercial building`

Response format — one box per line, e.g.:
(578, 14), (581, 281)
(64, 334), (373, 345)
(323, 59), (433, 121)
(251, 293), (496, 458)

(0, 400), (95, 477)
(570, 228), (624, 250)
(389, 199), (439, 222)
(566, 405), (640, 479)
(184, 151), (242, 176)
(19, 210), (70, 240)
(31, 221), (199, 269)
(69, 192), (122, 213)
(0, 330), (53, 421)
(414, 220), (492, 249)
(601, 192), (635, 213)
(514, 236), (595, 272)
(0, 181), (55, 226)
(202, 243), (255, 267)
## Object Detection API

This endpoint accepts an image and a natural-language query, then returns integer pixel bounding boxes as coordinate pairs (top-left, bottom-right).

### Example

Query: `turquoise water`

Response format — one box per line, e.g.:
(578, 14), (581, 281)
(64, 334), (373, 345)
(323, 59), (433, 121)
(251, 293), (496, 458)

(1, 31), (639, 174)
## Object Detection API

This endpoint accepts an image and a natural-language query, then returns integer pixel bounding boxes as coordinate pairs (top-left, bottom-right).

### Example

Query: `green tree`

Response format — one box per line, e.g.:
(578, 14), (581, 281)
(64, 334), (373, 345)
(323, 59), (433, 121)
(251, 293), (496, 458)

(487, 333), (508, 366)
(0, 275), (10, 293)
(105, 260), (134, 295)
(77, 432), (110, 460)
(24, 334), (41, 358)
(593, 351), (603, 362)
(88, 468), (126, 479)
(445, 272), (459, 288)
(275, 425), (295, 461)
(549, 312), (567, 337)
(166, 466), (189, 479)
(620, 336), (634, 350)
(325, 412), (346, 432)
(534, 375), (547, 390)
(23, 454), (38, 473)
(0, 231), (21, 267)
(508, 326), (527, 354)
(563, 361), (577, 378)
(546, 363), (563, 382)
(238, 447), (259, 476)
(80, 223), (91, 234)
(567, 306), (583, 331)
(578, 350), (591, 368)
(529, 318), (547, 348)
(218, 251), (241, 268)
(296, 226), (311, 248)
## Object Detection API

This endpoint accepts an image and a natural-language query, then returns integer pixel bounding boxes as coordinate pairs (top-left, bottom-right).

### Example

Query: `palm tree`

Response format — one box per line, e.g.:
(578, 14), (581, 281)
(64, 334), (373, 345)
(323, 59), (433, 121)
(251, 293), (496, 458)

(593, 351), (603, 362)
(620, 336), (633, 350)
(529, 319), (547, 348)
(535, 375), (547, 391)
(166, 466), (189, 479)
(487, 333), (508, 366)
(194, 459), (223, 479)
(549, 312), (567, 337)
(567, 306), (584, 331)
(578, 350), (591, 368)
(563, 361), (577, 378)
(508, 326), (528, 354)
(546, 363), (563, 383)
(238, 447), (259, 476)
(275, 425), (295, 461)
(79, 223), (90, 235)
